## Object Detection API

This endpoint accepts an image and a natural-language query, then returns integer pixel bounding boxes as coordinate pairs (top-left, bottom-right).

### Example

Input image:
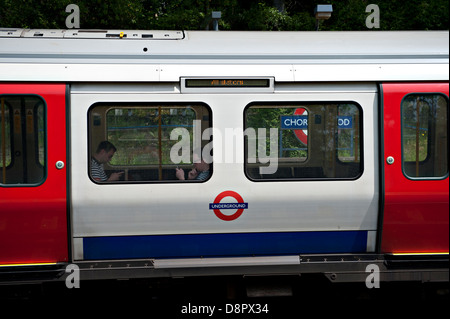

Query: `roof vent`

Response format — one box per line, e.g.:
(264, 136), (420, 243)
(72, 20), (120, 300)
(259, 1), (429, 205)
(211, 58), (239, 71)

(0, 28), (24, 37)
(22, 29), (66, 38)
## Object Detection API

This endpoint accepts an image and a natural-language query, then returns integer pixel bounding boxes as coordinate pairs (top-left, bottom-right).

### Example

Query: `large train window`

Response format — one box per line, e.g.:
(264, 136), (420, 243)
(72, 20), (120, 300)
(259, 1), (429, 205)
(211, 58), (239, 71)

(0, 96), (46, 186)
(401, 94), (448, 179)
(244, 103), (362, 180)
(88, 103), (212, 183)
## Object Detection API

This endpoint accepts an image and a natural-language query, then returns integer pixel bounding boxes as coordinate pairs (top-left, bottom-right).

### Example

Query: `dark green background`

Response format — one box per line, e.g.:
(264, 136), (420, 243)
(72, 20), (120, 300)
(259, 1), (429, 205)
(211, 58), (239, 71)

(1, 0), (448, 31)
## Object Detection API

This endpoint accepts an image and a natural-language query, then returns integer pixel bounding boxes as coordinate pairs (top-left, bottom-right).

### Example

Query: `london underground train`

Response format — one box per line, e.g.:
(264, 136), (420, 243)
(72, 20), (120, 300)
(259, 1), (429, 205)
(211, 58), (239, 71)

(0, 29), (448, 285)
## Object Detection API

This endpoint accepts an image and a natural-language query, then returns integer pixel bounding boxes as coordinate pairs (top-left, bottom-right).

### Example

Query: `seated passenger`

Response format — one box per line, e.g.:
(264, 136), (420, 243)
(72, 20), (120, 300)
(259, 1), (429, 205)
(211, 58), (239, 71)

(175, 156), (210, 181)
(91, 141), (124, 182)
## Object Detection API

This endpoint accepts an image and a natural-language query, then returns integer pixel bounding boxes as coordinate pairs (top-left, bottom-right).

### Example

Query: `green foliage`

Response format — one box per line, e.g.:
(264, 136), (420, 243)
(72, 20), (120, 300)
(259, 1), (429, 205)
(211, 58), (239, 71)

(0, 0), (448, 30)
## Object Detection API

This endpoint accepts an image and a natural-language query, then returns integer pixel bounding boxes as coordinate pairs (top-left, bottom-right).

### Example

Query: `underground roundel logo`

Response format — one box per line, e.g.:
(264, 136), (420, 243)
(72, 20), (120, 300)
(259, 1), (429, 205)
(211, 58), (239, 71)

(209, 191), (248, 221)
(294, 108), (308, 145)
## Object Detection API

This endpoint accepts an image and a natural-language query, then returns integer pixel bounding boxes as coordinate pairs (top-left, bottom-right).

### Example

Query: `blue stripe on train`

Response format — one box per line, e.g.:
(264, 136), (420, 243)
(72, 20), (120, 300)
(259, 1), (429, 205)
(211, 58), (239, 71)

(82, 231), (368, 260)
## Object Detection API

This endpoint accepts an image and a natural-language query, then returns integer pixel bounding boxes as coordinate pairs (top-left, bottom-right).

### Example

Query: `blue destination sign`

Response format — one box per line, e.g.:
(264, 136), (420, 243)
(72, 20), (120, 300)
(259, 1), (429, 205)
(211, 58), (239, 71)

(281, 115), (353, 129)
(281, 115), (308, 129)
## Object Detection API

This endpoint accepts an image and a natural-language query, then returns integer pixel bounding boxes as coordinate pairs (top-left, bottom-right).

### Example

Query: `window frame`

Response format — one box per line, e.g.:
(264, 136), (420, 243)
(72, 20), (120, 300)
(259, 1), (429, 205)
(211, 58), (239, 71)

(400, 92), (449, 180)
(243, 101), (364, 182)
(87, 101), (213, 184)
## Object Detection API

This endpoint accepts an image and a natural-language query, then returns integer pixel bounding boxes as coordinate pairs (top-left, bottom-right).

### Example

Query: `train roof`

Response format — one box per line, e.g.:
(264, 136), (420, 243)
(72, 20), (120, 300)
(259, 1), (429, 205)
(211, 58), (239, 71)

(0, 29), (448, 82)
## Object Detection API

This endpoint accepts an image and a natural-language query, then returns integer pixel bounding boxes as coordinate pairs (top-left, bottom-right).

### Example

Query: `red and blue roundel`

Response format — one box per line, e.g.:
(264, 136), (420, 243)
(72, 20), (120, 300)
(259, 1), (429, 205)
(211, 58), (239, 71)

(209, 191), (248, 221)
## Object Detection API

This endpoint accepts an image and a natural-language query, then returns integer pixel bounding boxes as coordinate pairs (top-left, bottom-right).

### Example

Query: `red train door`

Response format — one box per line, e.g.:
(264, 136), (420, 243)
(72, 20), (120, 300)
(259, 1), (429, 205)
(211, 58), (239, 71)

(381, 82), (449, 254)
(0, 83), (68, 265)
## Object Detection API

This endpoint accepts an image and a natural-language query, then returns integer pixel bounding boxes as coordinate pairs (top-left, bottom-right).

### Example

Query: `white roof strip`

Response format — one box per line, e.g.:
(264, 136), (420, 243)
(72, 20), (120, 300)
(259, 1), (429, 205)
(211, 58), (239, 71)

(0, 28), (184, 40)
(0, 30), (448, 82)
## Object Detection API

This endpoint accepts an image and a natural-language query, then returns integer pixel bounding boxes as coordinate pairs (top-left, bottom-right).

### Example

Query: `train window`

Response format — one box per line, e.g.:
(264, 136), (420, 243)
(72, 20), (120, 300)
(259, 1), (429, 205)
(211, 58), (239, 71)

(401, 94), (448, 179)
(0, 96), (46, 185)
(88, 103), (212, 183)
(245, 103), (362, 180)
(0, 98), (11, 170)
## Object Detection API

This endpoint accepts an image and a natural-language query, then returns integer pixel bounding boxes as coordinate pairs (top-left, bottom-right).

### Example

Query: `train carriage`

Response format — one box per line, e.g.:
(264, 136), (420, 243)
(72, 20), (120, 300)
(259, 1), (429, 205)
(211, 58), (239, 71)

(0, 29), (448, 284)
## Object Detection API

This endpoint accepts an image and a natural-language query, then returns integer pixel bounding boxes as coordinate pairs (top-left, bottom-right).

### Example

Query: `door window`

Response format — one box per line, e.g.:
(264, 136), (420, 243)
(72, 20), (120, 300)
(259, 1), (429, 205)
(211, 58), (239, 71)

(401, 94), (448, 179)
(1, 96), (46, 185)
(88, 103), (212, 183)
(245, 102), (362, 180)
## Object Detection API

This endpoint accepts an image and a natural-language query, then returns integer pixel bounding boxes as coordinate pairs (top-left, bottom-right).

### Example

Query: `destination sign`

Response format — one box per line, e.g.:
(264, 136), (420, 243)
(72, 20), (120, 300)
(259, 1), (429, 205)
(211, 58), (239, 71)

(281, 115), (353, 129)
(185, 79), (270, 88)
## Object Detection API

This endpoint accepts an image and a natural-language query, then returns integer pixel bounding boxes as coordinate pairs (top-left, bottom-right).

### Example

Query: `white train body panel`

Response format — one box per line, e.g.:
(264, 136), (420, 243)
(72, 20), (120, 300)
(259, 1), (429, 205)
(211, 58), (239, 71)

(70, 83), (379, 260)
